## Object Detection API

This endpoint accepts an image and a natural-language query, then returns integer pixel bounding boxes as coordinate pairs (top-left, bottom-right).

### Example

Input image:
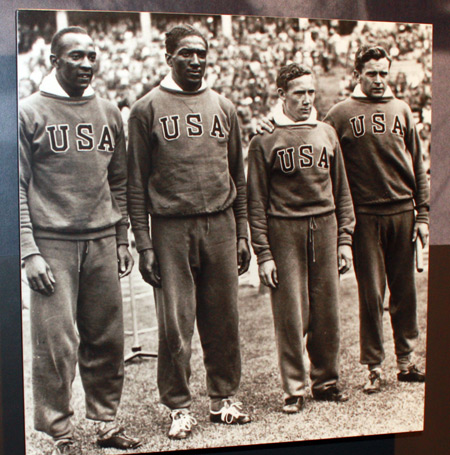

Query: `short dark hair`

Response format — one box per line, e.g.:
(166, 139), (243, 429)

(276, 63), (313, 91)
(51, 26), (90, 56)
(354, 45), (392, 73)
(165, 24), (208, 55)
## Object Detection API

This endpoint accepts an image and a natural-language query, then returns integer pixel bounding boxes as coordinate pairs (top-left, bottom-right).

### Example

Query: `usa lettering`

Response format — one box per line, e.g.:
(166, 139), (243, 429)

(349, 114), (404, 137)
(46, 123), (115, 153)
(159, 113), (226, 141)
(278, 145), (329, 173)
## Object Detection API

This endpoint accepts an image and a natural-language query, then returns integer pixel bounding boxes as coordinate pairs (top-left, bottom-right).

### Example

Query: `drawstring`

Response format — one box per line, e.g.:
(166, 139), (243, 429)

(77, 242), (80, 272)
(376, 217), (382, 246)
(77, 241), (89, 272)
(206, 215), (210, 236)
(309, 217), (317, 263)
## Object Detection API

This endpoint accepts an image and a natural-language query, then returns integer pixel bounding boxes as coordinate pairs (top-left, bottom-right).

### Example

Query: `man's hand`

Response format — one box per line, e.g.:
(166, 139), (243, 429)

(237, 238), (251, 276)
(139, 248), (161, 288)
(259, 260), (278, 288)
(255, 115), (275, 135)
(23, 254), (55, 296)
(338, 244), (353, 274)
(412, 222), (429, 247)
(117, 245), (134, 278)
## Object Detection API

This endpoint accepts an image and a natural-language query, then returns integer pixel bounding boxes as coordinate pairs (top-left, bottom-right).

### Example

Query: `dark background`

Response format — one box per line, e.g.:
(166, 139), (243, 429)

(1, 1), (449, 454)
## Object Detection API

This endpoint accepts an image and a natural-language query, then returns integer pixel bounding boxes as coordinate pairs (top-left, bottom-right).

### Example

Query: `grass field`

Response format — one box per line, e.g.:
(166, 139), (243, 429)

(21, 65), (428, 455)
(21, 245), (428, 455)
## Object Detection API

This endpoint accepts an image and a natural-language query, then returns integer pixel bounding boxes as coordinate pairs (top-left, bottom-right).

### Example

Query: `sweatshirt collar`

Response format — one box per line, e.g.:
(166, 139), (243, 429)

(351, 83), (394, 100)
(39, 69), (95, 98)
(160, 71), (208, 93)
(273, 102), (318, 127)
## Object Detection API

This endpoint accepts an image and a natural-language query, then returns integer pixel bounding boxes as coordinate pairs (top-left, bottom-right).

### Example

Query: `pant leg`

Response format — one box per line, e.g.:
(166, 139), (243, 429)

(384, 211), (419, 363)
(30, 239), (79, 439)
(353, 213), (387, 366)
(77, 236), (125, 422)
(268, 217), (309, 399)
(151, 216), (199, 409)
(196, 209), (241, 399)
(307, 214), (340, 393)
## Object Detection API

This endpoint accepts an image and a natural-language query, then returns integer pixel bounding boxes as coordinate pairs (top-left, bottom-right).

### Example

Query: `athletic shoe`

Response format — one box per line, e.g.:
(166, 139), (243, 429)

(51, 439), (80, 455)
(168, 409), (197, 439)
(210, 399), (252, 424)
(97, 426), (142, 449)
(363, 368), (383, 394)
(398, 364), (425, 382)
(313, 385), (349, 402)
(282, 396), (305, 414)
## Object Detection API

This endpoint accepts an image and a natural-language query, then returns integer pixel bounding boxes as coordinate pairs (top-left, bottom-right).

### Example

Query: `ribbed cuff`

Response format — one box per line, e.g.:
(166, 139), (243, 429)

(415, 209), (429, 224)
(133, 228), (153, 252)
(338, 235), (353, 247)
(115, 224), (129, 246)
(235, 217), (248, 240)
(20, 232), (40, 260)
(257, 249), (274, 265)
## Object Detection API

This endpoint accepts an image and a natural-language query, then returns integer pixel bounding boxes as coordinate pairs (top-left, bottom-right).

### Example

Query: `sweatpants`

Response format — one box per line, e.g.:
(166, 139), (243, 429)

(268, 213), (340, 399)
(30, 236), (124, 439)
(352, 210), (418, 368)
(151, 208), (241, 409)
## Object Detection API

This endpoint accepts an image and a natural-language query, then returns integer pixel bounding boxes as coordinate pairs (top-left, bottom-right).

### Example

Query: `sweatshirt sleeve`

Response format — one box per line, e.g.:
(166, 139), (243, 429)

(107, 115), (129, 245)
(227, 108), (248, 240)
(330, 132), (355, 246)
(247, 137), (273, 264)
(404, 105), (430, 224)
(127, 107), (153, 252)
(19, 108), (41, 260)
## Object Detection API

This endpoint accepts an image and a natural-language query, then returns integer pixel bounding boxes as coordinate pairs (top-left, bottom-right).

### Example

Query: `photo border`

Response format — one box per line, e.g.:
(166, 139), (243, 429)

(1, 1), (449, 455)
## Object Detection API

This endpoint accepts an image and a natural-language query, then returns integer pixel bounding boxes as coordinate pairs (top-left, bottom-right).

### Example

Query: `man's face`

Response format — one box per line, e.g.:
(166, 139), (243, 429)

(278, 74), (316, 122)
(166, 35), (207, 92)
(356, 57), (391, 98)
(51, 33), (97, 97)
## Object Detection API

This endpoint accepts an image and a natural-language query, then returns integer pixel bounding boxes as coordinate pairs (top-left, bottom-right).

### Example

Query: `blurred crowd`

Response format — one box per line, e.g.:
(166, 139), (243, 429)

(18, 15), (431, 167)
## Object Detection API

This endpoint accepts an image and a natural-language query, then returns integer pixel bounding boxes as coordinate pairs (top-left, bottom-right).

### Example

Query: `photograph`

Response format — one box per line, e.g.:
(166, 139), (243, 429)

(15, 8), (432, 455)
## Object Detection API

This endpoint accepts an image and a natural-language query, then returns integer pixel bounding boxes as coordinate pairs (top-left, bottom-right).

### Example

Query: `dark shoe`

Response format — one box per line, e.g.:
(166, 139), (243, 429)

(363, 368), (383, 394)
(210, 399), (251, 424)
(398, 364), (425, 382)
(51, 439), (81, 455)
(282, 396), (305, 414)
(313, 385), (349, 402)
(97, 427), (142, 449)
(168, 409), (197, 440)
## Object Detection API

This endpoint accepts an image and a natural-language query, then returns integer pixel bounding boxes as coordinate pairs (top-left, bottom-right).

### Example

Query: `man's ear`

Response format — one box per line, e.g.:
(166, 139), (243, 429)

(165, 53), (172, 67)
(50, 54), (58, 69)
(277, 87), (286, 101)
(353, 70), (360, 83)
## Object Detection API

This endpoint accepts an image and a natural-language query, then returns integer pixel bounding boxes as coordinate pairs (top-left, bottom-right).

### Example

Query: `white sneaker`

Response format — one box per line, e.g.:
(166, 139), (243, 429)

(168, 409), (197, 439)
(363, 368), (383, 394)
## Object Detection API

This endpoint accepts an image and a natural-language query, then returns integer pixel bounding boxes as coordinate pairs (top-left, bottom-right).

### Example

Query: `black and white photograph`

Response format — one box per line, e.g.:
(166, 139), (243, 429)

(16, 7), (432, 455)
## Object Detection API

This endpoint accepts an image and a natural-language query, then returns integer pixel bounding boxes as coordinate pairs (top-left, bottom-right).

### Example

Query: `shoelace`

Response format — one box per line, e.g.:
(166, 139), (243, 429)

(215, 401), (245, 424)
(171, 410), (197, 430)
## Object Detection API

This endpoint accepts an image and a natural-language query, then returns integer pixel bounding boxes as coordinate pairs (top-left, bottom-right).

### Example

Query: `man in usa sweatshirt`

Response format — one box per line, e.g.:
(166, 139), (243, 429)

(247, 63), (355, 413)
(127, 24), (251, 439)
(19, 27), (140, 454)
(324, 45), (429, 394)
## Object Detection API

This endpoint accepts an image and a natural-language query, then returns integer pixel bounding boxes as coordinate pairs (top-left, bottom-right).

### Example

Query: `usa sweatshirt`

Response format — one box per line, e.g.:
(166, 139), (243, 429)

(127, 73), (247, 252)
(19, 71), (128, 259)
(247, 106), (355, 265)
(324, 85), (429, 222)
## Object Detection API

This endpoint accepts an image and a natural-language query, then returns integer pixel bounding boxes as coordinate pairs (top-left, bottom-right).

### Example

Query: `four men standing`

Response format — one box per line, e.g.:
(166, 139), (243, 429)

(20, 22), (428, 453)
